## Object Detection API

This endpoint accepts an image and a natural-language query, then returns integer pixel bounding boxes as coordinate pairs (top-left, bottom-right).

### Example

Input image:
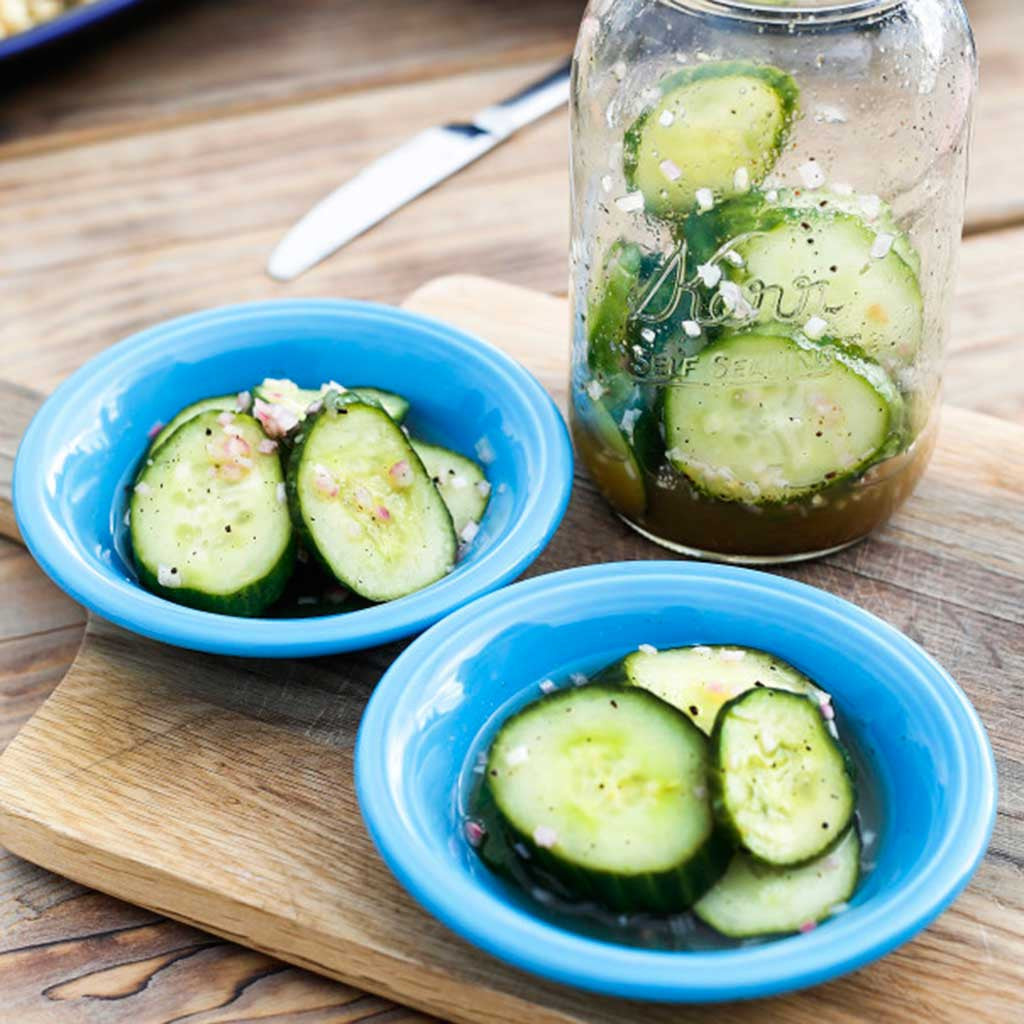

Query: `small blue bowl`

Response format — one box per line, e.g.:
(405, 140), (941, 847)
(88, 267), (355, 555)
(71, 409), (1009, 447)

(356, 561), (996, 1002)
(14, 300), (572, 657)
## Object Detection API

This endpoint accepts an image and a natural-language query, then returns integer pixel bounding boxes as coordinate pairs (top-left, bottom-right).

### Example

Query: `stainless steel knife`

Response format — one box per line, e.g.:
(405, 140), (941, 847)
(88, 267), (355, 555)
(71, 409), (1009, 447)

(267, 60), (572, 282)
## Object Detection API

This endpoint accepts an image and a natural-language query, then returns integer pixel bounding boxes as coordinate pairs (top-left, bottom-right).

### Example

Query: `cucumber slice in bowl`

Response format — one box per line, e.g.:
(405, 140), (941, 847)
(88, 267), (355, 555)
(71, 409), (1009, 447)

(411, 440), (490, 540)
(485, 684), (729, 913)
(130, 411), (295, 615)
(711, 687), (856, 867)
(288, 392), (456, 602)
(149, 394), (242, 453)
(696, 827), (861, 938)
(663, 328), (903, 504)
(254, 377), (410, 433)
(609, 645), (828, 735)
(624, 62), (799, 218)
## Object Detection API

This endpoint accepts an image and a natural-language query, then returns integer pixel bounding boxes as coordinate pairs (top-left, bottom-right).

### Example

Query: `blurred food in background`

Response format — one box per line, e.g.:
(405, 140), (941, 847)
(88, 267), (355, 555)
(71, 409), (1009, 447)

(0, 0), (95, 38)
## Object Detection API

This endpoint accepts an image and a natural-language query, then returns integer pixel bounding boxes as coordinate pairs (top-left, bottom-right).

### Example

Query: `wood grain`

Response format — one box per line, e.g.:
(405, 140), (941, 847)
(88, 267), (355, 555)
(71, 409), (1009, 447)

(0, 277), (1020, 1024)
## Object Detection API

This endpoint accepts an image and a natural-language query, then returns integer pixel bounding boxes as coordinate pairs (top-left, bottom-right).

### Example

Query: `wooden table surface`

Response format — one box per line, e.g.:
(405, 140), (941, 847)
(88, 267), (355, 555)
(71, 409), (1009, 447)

(0, 1), (1020, 1020)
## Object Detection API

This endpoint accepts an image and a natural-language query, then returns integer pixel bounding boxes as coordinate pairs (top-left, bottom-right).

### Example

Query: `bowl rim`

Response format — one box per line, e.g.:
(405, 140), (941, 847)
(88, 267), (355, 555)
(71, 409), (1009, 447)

(13, 299), (573, 657)
(356, 560), (997, 1002)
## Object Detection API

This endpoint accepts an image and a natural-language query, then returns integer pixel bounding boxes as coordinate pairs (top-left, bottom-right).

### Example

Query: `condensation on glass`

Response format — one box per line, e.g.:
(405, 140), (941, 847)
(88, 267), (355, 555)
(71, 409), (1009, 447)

(570, 0), (977, 562)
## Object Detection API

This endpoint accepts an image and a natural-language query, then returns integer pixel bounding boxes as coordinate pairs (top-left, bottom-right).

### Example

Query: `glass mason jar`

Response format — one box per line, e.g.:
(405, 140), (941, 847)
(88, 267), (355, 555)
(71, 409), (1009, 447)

(569, 0), (976, 562)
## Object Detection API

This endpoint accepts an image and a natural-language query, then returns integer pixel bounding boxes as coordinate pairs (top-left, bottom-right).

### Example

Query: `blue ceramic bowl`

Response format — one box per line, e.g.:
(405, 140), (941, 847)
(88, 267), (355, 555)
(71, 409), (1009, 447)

(13, 300), (572, 657)
(356, 561), (996, 1002)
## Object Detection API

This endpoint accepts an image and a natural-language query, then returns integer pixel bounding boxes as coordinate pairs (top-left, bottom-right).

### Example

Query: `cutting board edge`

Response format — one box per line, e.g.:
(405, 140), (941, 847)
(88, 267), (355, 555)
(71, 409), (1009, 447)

(0, 795), (581, 1024)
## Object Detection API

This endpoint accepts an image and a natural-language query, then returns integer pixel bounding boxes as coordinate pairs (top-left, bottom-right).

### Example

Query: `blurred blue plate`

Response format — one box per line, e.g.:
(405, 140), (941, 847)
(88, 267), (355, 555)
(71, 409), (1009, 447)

(0, 0), (146, 63)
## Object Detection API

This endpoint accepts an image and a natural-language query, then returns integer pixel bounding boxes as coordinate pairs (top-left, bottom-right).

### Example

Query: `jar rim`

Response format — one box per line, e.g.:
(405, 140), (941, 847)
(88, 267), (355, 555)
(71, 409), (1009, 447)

(659, 0), (907, 25)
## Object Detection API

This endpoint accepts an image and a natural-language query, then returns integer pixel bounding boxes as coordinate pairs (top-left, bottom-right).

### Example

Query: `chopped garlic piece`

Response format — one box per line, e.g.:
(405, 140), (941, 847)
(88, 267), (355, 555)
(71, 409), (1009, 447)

(585, 378), (606, 401)
(638, 643), (657, 655)
(659, 158), (681, 181)
(697, 262), (722, 288)
(859, 193), (882, 219)
(733, 166), (750, 191)
(683, 320), (702, 338)
(615, 191), (645, 213)
(533, 826), (558, 849)
(695, 187), (715, 211)
(871, 232), (895, 259)
(157, 564), (181, 588)
(658, 109), (675, 127)
(619, 408), (641, 443)
(798, 161), (826, 189)
(506, 745), (529, 766)
(460, 520), (480, 544)
(803, 316), (829, 340)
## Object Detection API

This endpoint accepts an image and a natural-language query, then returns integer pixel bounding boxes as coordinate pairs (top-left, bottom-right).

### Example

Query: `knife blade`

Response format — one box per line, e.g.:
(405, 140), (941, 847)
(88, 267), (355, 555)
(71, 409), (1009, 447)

(268, 60), (572, 282)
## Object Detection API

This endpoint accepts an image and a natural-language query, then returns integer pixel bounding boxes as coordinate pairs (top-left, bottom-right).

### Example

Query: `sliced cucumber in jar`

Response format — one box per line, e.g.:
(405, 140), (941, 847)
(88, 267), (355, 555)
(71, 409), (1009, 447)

(410, 440), (489, 540)
(711, 687), (856, 867)
(130, 410), (295, 615)
(150, 394), (243, 453)
(766, 187), (921, 274)
(587, 240), (645, 379)
(696, 826), (860, 938)
(607, 645), (828, 736)
(574, 391), (647, 520)
(485, 684), (729, 913)
(287, 392), (455, 602)
(727, 207), (923, 368)
(663, 328), (903, 504)
(624, 62), (799, 218)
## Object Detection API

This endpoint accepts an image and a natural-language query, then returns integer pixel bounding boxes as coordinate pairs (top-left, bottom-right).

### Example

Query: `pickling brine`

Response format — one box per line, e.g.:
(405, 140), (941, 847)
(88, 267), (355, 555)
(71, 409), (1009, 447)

(570, 0), (976, 561)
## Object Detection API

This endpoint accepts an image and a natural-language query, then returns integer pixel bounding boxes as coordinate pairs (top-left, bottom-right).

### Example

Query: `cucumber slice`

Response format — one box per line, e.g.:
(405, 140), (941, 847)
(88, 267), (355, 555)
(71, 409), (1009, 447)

(573, 391), (647, 519)
(696, 826), (860, 937)
(254, 378), (410, 428)
(711, 687), (855, 867)
(287, 392), (455, 602)
(624, 62), (799, 217)
(130, 411), (295, 615)
(729, 208), (923, 368)
(150, 395), (241, 452)
(351, 386), (410, 423)
(767, 187), (921, 274)
(612, 645), (828, 736)
(587, 240), (645, 379)
(410, 440), (489, 540)
(663, 328), (903, 503)
(485, 684), (729, 913)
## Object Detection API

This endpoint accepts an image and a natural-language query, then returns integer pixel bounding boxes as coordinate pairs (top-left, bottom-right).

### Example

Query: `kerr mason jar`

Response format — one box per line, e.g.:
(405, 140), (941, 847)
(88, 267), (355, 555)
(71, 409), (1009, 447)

(569, 0), (977, 562)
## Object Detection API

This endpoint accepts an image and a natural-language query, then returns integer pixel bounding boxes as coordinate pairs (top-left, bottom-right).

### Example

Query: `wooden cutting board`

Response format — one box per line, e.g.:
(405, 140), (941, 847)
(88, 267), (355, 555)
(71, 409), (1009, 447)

(0, 276), (1021, 1024)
